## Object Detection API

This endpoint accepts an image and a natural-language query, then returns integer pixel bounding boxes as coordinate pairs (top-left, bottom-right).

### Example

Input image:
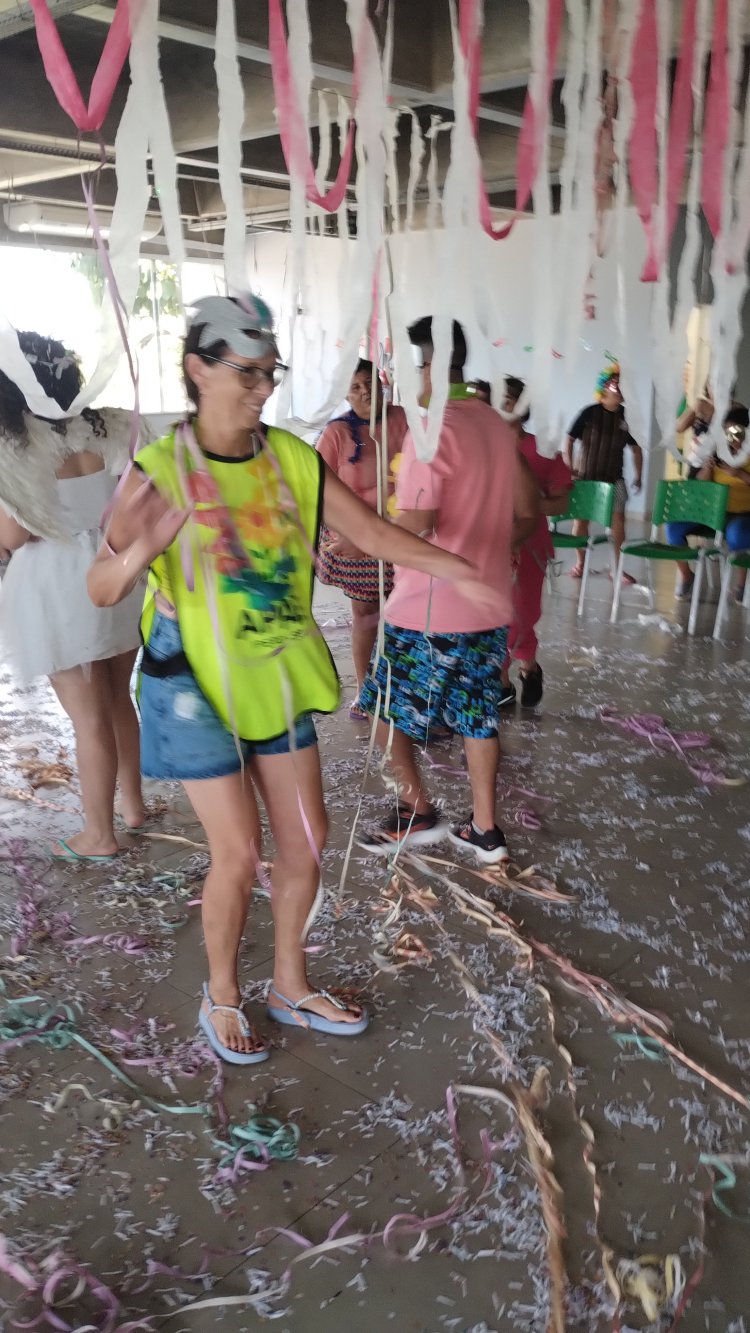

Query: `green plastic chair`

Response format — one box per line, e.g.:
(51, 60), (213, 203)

(713, 549), (750, 638)
(548, 480), (616, 617)
(611, 479), (728, 635)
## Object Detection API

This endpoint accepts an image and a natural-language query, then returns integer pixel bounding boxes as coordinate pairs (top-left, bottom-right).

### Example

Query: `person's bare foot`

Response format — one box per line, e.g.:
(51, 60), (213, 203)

(51, 830), (119, 858)
(200, 989), (267, 1056)
(117, 797), (148, 830)
(271, 981), (364, 1025)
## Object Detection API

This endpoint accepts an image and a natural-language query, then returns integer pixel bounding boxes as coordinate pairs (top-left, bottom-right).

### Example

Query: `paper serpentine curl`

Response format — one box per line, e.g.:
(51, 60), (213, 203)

(189, 294), (279, 359)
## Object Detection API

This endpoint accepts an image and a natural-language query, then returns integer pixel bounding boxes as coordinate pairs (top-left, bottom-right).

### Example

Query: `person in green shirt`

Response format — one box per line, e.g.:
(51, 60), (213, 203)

(88, 294), (483, 1065)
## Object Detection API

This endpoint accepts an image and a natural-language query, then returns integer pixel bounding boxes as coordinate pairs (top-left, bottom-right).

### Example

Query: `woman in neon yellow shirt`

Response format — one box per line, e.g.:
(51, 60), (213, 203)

(88, 294), (479, 1065)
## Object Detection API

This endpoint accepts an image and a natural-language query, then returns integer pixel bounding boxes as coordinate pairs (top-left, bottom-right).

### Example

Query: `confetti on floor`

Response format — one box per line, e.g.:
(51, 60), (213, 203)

(1, 572), (749, 1331)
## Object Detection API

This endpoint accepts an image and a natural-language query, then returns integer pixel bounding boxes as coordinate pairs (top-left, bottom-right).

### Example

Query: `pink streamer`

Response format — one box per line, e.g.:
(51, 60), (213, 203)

(628, 0), (660, 280)
(664, 0), (698, 256)
(267, 0), (356, 212)
(459, 0), (563, 241)
(601, 708), (735, 785)
(701, 0), (730, 239)
(29, 0), (135, 132)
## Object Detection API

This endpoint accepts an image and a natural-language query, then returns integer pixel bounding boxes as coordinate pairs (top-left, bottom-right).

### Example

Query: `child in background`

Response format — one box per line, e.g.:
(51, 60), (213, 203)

(500, 377), (572, 708)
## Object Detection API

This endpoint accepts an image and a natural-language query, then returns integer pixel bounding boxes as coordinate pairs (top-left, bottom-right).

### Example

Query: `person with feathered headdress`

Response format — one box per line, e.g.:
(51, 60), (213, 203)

(0, 330), (148, 860)
(563, 361), (643, 584)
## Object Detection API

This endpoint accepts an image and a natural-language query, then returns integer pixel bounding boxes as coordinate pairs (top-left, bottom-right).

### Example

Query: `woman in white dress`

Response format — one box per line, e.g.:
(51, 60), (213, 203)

(0, 331), (146, 859)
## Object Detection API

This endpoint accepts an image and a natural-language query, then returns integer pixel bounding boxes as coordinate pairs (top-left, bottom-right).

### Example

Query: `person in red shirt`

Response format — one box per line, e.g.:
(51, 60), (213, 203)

(316, 360), (407, 717)
(359, 320), (539, 865)
(499, 377), (572, 708)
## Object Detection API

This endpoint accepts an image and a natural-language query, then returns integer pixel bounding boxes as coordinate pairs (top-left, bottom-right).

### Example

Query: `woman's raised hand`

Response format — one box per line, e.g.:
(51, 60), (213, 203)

(118, 478), (191, 559)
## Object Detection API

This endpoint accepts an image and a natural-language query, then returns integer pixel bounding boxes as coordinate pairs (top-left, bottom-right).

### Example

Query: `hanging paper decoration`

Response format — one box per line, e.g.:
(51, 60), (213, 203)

(267, 0), (355, 212)
(628, 0), (660, 280)
(458, 0), (563, 242)
(701, 0), (730, 240)
(214, 0), (248, 292)
(28, 0), (136, 132)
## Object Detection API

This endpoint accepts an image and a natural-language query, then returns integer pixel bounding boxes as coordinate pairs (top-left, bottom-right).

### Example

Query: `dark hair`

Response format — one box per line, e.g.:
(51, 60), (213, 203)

(182, 321), (227, 410)
(724, 404), (750, 429)
(407, 317), (468, 372)
(505, 376), (525, 402)
(0, 330), (83, 437)
(182, 296), (276, 410)
(353, 358), (374, 378)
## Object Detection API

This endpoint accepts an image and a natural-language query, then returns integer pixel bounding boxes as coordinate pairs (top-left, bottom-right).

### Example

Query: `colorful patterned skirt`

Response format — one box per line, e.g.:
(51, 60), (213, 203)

(317, 526), (394, 603)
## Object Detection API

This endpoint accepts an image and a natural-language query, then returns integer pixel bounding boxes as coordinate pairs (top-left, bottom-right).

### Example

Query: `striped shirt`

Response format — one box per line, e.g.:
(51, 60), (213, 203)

(568, 403), (637, 483)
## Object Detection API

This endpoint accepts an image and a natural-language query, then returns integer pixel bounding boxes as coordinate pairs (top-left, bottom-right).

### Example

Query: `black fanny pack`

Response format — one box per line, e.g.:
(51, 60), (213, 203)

(140, 643), (192, 679)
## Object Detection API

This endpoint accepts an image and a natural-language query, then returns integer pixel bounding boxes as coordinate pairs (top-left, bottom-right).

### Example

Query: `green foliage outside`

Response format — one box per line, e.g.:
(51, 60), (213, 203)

(70, 254), (181, 317)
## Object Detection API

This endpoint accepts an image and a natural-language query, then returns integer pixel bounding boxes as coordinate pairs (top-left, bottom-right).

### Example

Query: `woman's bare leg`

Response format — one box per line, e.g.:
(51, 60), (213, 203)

(105, 650), (145, 828)
(183, 771), (265, 1055)
(49, 661), (119, 856)
(350, 597), (379, 692)
(252, 744), (362, 1024)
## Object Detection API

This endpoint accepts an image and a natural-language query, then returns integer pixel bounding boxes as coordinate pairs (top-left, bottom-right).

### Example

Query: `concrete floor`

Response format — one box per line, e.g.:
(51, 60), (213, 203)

(0, 555), (749, 1332)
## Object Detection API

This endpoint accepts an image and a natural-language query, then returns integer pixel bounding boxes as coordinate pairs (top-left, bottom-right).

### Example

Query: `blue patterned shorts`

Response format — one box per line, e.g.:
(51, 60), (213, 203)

(358, 623), (509, 742)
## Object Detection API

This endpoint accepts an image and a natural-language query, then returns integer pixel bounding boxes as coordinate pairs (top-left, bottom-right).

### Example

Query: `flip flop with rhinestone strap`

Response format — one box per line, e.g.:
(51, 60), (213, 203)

(198, 982), (270, 1065)
(266, 986), (370, 1036)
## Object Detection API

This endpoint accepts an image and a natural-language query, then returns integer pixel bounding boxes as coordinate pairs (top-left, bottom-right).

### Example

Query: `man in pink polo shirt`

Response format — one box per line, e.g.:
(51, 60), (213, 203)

(359, 318), (539, 864)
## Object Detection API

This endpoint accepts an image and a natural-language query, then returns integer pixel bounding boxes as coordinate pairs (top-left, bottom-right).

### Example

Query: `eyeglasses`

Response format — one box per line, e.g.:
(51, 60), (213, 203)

(201, 354), (287, 387)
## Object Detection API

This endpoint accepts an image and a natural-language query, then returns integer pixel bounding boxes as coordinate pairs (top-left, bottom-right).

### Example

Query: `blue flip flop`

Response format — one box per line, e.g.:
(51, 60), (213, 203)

(50, 840), (119, 863)
(267, 986), (370, 1036)
(198, 983), (270, 1066)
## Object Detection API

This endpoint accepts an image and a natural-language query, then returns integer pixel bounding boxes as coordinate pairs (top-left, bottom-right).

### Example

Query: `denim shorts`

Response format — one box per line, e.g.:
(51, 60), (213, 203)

(139, 612), (317, 781)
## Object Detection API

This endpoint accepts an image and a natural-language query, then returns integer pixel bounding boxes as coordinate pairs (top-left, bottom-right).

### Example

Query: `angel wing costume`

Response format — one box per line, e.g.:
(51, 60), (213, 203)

(0, 408), (156, 684)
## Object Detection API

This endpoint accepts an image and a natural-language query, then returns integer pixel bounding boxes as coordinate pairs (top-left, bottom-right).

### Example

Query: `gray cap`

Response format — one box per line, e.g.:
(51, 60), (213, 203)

(189, 293), (278, 359)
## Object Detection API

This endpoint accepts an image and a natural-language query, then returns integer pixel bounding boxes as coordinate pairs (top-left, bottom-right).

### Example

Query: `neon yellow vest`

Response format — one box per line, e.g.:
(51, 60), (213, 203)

(136, 426), (340, 741)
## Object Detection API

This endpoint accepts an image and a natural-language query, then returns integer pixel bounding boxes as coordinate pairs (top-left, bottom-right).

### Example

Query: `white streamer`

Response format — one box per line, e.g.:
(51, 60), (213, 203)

(528, 0), (557, 457)
(139, 0), (185, 284)
(561, 0), (602, 368)
(707, 0), (750, 468)
(0, 2), (151, 418)
(648, 0), (675, 455)
(612, 0), (646, 449)
(653, 0), (710, 465)
(215, 0), (248, 292)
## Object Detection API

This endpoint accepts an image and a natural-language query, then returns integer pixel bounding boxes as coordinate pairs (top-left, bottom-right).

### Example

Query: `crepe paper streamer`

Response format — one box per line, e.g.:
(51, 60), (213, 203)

(135, 0), (186, 280)
(664, 0), (698, 255)
(0, 5), (151, 422)
(28, 0), (136, 132)
(699, 1153), (750, 1223)
(268, 0), (356, 212)
(0, 1235), (137, 1333)
(452, 1074), (567, 1332)
(214, 1111), (301, 1178)
(560, 0), (602, 368)
(703, 0), (750, 474)
(415, 852), (577, 904)
(457, 0), (563, 242)
(627, 0), (660, 280)
(43, 1081), (134, 1132)
(173, 1081), (511, 1323)
(601, 706), (745, 785)
(611, 1031), (665, 1060)
(613, 1253), (686, 1324)
(0, 986), (208, 1119)
(651, 0), (710, 465)
(701, 0), (730, 240)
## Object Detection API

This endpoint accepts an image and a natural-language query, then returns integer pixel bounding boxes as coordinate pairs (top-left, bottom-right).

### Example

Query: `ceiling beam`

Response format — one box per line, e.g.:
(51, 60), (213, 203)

(0, 0), (93, 40)
(78, 4), (551, 137)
